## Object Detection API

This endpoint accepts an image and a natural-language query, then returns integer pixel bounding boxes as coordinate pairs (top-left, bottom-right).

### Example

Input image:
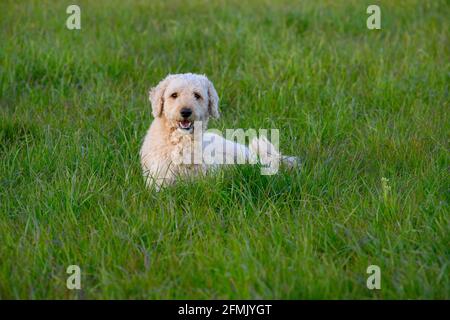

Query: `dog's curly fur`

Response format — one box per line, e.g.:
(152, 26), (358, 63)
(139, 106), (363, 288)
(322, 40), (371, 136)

(140, 73), (297, 189)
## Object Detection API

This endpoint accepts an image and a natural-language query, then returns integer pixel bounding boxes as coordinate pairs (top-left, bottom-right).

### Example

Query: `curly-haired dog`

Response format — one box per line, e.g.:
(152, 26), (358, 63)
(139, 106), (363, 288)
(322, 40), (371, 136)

(140, 73), (297, 189)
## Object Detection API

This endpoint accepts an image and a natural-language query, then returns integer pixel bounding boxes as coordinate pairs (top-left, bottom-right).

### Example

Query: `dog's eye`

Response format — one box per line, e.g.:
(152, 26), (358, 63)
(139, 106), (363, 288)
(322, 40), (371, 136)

(194, 92), (202, 100)
(170, 93), (178, 99)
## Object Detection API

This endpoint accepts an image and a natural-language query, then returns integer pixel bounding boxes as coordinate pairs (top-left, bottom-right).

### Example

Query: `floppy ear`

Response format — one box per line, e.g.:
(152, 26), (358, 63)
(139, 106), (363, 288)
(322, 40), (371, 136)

(149, 75), (173, 118)
(207, 79), (220, 119)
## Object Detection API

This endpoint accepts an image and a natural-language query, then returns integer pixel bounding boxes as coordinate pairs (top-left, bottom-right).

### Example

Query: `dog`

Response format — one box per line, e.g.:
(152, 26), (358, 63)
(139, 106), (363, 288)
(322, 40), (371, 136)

(140, 73), (297, 189)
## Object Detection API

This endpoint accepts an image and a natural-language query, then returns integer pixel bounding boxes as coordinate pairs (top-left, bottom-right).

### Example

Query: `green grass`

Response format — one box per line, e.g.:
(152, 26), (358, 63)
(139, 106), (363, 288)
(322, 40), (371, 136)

(0, 0), (449, 299)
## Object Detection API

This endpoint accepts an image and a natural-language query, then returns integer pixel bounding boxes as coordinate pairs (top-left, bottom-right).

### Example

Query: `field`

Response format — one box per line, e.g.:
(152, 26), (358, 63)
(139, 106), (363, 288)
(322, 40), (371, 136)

(0, 0), (448, 299)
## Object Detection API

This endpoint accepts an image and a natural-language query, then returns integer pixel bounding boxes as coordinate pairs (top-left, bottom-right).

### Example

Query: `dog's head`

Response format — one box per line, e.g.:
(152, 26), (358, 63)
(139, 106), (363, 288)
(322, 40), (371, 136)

(149, 73), (219, 133)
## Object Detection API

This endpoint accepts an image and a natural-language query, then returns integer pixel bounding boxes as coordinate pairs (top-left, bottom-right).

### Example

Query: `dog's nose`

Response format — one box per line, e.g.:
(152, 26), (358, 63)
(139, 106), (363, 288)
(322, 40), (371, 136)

(180, 108), (192, 118)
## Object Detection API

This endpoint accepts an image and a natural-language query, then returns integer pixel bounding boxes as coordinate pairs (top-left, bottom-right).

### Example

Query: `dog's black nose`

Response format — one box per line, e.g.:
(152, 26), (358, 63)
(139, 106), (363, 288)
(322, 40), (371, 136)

(180, 108), (192, 118)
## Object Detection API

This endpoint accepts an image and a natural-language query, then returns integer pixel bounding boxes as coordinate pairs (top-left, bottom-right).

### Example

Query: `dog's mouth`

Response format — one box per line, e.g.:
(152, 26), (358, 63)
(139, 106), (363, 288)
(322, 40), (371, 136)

(177, 120), (193, 131)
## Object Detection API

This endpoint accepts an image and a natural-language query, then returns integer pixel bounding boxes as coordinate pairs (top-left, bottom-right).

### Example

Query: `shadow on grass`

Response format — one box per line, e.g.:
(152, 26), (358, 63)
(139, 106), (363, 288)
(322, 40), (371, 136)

(153, 164), (303, 214)
(0, 119), (42, 151)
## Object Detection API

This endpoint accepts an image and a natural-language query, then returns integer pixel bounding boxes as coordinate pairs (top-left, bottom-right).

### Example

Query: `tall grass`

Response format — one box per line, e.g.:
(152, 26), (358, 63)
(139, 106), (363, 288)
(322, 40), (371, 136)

(0, 0), (448, 298)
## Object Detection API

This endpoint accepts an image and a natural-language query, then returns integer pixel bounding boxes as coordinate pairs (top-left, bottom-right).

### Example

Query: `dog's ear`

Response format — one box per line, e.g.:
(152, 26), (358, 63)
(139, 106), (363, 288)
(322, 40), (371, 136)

(149, 75), (173, 118)
(206, 79), (220, 119)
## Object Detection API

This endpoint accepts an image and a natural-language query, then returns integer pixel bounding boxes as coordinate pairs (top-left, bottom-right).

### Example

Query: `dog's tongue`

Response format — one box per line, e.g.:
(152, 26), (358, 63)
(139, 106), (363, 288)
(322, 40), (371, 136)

(180, 120), (191, 129)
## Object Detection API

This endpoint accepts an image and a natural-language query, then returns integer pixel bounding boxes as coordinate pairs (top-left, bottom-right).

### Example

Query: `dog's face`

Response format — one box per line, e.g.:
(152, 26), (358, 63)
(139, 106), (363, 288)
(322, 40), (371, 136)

(149, 73), (219, 134)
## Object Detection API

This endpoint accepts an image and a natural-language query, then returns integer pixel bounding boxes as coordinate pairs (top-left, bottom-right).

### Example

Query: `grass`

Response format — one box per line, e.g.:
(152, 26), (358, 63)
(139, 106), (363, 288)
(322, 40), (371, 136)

(0, 0), (448, 299)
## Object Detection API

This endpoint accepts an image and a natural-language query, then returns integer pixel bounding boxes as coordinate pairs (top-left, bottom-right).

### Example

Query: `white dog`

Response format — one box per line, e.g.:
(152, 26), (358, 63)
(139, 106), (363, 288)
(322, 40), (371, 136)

(140, 73), (297, 189)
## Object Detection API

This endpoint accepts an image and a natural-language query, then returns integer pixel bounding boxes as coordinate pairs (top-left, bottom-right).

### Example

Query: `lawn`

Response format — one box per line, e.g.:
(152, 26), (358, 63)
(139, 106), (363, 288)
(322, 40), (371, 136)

(0, 0), (448, 299)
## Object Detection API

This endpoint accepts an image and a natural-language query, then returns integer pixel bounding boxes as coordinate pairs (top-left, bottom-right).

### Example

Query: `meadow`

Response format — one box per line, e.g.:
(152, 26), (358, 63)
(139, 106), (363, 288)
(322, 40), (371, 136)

(0, 0), (448, 299)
